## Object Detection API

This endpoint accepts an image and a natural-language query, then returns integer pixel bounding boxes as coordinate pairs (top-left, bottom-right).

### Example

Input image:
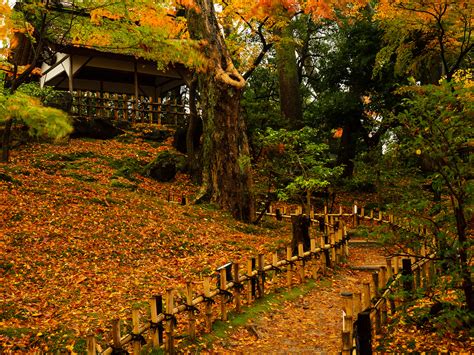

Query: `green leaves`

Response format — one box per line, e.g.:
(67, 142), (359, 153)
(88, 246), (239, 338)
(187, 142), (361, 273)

(255, 127), (342, 202)
(0, 88), (72, 141)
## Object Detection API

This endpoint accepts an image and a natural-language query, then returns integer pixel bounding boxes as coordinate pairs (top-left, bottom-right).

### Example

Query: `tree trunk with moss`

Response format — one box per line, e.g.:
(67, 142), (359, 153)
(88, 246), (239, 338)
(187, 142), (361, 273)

(275, 26), (303, 130)
(187, 0), (255, 222)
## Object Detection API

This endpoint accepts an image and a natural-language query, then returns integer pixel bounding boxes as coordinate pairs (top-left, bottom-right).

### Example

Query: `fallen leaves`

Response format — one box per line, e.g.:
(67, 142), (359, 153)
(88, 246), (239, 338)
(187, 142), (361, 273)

(0, 137), (289, 352)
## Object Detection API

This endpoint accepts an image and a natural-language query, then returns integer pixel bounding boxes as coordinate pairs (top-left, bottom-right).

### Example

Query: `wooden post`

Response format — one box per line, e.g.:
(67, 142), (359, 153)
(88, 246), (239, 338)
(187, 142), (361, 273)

(423, 259), (431, 288)
(173, 98), (178, 126)
(310, 238), (318, 279)
(393, 256), (399, 275)
(111, 319), (122, 352)
(353, 292), (362, 316)
(257, 254), (265, 297)
(353, 204), (358, 226)
(133, 61), (139, 124)
(286, 246), (293, 288)
(363, 282), (371, 310)
(157, 97), (162, 125)
(298, 243), (305, 283)
(86, 335), (96, 355)
(381, 298), (388, 325)
(186, 282), (196, 340)
(330, 227), (336, 266)
(379, 266), (387, 290)
(233, 263), (241, 313)
(150, 295), (162, 347)
(123, 94), (128, 122)
(386, 257), (393, 282)
(341, 330), (351, 354)
(132, 309), (141, 355)
(341, 292), (353, 336)
(402, 258), (413, 293)
(203, 277), (213, 333)
(372, 272), (380, 298)
(356, 311), (372, 355)
(219, 268), (228, 321)
(339, 206), (343, 216)
(247, 259), (253, 303)
(165, 289), (175, 354)
(272, 252), (279, 280)
(375, 305), (381, 334)
(341, 292), (354, 355)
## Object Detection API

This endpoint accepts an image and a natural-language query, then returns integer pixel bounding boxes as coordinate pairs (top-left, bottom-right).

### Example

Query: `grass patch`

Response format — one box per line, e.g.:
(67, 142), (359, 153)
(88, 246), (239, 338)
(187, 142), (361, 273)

(107, 157), (145, 182)
(0, 327), (32, 339)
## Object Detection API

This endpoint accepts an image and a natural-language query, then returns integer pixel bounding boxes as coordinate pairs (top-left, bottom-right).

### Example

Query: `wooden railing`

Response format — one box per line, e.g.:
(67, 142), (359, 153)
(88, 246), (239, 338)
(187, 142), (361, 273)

(78, 199), (432, 355)
(71, 90), (187, 126)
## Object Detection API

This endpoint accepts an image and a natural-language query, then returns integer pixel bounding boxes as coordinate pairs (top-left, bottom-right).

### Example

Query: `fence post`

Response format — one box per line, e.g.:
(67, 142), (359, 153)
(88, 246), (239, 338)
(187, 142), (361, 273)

(86, 335), (96, 355)
(319, 235), (327, 275)
(286, 246), (293, 288)
(341, 292), (354, 355)
(150, 295), (162, 347)
(372, 272), (380, 298)
(111, 319), (122, 352)
(386, 257), (393, 282)
(219, 268), (228, 321)
(258, 254), (265, 297)
(353, 292), (362, 316)
(402, 258), (413, 293)
(186, 282), (196, 340)
(310, 237), (318, 279)
(165, 289), (175, 354)
(233, 263), (242, 313)
(203, 277), (213, 333)
(132, 309), (141, 355)
(353, 204), (358, 226)
(393, 256), (399, 275)
(362, 282), (371, 310)
(381, 298), (388, 325)
(330, 226), (337, 265)
(356, 310), (372, 355)
(379, 266), (387, 290)
(246, 259), (253, 303)
(298, 243), (305, 282)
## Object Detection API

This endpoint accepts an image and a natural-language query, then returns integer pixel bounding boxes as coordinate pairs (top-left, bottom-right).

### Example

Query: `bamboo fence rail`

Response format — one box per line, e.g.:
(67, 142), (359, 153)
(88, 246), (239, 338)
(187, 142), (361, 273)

(86, 210), (351, 354)
(84, 200), (424, 354)
(71, 90), (187, 126)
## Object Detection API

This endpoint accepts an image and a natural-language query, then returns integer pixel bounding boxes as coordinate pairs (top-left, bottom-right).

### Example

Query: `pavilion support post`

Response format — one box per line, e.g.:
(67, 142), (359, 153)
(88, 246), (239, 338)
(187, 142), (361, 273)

(134, 60), (139, 124)
(68, 55), (74, 94)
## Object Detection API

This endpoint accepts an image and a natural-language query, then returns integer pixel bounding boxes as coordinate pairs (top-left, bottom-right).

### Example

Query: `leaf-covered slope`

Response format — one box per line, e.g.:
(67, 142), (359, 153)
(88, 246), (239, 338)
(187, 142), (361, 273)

(0, 136), (289, 352)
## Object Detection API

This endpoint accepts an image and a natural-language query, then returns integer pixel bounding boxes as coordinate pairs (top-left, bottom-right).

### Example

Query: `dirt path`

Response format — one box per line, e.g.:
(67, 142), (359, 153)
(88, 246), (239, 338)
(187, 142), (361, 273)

(209, 242), (387, 353)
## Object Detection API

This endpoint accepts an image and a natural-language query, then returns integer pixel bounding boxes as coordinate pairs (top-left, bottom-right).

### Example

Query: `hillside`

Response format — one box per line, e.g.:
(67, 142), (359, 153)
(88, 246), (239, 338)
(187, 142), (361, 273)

(0, 135), (291, 352)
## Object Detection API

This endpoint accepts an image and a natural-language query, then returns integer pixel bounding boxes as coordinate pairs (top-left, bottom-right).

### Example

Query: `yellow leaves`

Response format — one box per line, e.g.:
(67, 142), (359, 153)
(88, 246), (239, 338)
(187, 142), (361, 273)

(90, 9), (123, 25)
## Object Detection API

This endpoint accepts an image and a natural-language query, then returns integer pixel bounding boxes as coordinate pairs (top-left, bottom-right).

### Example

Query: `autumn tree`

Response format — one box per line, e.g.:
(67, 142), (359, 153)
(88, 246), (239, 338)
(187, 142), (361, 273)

(375, 0), (473, 83)
(1, 1), (73, 162)
(186, 0), (255, 221)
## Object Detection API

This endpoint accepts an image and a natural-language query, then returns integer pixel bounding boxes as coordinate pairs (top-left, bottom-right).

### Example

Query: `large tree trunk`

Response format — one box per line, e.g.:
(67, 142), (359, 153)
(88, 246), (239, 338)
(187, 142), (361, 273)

(275, 26), (304, 130)
(187, 0), (255, 222)
(185, 78), (202, 182)
(337, 117), (360, 178)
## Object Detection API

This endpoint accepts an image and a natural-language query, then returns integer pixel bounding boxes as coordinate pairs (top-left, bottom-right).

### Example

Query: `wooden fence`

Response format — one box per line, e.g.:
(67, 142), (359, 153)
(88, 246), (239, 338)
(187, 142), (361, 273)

(340, 254), (435, 355)
(71, 90), (187, 126)
(82, 199), (430, 354)
(85, 207), (353, 354)
(266, 202), (438, 354)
